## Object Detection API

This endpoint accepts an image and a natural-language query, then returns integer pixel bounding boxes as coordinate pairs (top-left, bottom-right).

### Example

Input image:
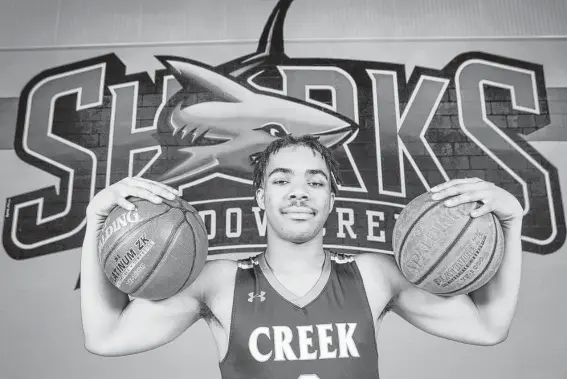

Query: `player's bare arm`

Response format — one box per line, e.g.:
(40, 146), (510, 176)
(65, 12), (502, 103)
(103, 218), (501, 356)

(357, 177), (523, 346)
(80, 177), (234, 356)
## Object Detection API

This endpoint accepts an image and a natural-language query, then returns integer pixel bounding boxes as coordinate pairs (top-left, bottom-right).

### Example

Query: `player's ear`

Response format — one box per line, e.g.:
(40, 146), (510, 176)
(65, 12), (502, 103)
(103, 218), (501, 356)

(256, 187), (265, 210)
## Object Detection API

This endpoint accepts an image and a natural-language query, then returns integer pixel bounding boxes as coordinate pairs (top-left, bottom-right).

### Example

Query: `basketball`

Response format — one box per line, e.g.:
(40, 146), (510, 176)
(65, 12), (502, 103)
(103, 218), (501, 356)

(97, 196), (209, 300)
(392, 191), (505, 296)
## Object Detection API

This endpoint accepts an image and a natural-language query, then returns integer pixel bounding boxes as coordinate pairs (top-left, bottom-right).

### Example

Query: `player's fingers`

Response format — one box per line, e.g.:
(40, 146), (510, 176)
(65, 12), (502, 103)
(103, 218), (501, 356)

(443, 190), (490, 207)
(131, 176), (179, 195)
(126, 179), (177, 200)
(431, 181), (489, 200)
(470, 203), (493, 218)
(430, 177), (482, 192)
(116, 197), (136, 211)
(119, 186), (164, 204)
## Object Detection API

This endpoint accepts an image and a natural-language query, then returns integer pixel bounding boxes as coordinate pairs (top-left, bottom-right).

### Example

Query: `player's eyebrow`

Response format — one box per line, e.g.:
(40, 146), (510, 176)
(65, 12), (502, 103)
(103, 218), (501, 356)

(267, 167), (293, 178)
(306, 169), (329, 181)
(267, 168), (329, 181)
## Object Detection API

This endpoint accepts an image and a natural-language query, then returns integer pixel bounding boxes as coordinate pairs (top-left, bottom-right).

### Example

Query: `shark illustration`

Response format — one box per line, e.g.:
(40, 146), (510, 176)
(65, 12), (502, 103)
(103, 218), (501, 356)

(148, 0), (357, 187)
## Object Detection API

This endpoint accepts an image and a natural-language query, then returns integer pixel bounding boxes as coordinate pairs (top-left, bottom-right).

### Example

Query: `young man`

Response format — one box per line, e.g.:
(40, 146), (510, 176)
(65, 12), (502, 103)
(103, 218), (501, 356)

(81, 135), (524, 379)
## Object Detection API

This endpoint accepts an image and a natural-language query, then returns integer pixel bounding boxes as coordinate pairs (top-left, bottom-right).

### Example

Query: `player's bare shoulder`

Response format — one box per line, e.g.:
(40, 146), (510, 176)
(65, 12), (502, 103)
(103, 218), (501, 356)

(189, 258), (238, 302)
(354, 253), (401, 316)
(169, 258), (236, 311)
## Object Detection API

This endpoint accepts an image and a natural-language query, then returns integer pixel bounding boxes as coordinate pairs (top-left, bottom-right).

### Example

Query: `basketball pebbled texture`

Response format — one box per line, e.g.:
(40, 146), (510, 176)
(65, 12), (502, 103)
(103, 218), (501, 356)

(97, 196), (208, 300)
(392, 191), (505, 296)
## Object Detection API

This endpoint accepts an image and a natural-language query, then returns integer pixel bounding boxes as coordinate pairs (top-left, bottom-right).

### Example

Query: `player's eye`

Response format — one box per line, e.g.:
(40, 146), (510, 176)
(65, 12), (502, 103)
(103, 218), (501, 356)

(309, 182), (324, 187)
(273, 179), (288, 185)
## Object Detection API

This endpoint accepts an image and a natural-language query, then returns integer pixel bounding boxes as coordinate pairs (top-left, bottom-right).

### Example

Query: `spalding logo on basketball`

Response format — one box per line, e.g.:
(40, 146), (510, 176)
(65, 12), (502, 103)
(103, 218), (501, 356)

(393, 192), (504, 296)
(97, 197), (208, 300)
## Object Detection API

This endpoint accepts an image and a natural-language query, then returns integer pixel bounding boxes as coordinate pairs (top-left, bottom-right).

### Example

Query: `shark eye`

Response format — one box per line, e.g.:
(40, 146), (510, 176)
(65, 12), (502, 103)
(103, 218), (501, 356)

(255, 123), (289, 138)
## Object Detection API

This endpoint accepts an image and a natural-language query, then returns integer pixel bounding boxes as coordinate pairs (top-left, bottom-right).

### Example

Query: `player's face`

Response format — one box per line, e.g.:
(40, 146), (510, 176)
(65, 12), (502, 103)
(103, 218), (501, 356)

(256, 145), (335, 244)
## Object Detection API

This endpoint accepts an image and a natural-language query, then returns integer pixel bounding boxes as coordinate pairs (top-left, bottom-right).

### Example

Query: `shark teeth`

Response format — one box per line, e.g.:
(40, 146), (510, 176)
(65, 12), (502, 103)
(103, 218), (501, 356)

(190, 128), (210, 143)
(172, 124), (187, 137)
(171, 124), (211, 144)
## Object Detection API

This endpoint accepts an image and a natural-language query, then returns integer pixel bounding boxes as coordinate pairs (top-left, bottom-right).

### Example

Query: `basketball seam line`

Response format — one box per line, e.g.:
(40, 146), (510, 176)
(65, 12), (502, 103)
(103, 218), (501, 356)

(442, 213), (500, 296)
(101, 207), (171, 268)
(167, 199), (202, 219)
(413, 209), (477, 286)
(397, 200), (442, 269)
(173, 213), (200, 295)
(165, 199), (207, 236)
(184, 206), (207, 235)
(131, 211), (187, 296)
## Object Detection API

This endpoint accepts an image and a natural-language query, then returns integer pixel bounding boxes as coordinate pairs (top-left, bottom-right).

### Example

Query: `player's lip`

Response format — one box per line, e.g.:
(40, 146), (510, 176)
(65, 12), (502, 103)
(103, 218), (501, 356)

(281, 207), (315, 214)
(281, 207), (316, 220)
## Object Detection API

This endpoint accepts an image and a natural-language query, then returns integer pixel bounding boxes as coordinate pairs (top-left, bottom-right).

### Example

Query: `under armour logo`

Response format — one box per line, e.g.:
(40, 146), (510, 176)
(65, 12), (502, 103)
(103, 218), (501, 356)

(248, 291), (266, 302)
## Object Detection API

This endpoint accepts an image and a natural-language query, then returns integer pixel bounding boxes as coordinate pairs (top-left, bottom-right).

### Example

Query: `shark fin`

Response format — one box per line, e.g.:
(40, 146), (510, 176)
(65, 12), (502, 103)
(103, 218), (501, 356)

(157, 57), (254, 103)
(215, 0), (293, 76)
(256, 0), (293, 56)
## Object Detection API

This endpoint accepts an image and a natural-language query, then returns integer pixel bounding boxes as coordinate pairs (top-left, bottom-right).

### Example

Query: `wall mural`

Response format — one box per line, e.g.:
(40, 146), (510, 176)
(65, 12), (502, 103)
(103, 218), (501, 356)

(3, 0), (565, 280)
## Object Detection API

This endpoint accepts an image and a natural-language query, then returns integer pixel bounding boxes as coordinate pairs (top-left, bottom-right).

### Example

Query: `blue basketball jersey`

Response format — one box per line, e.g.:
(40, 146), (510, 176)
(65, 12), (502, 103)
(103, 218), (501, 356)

(219, 251), (380, 379)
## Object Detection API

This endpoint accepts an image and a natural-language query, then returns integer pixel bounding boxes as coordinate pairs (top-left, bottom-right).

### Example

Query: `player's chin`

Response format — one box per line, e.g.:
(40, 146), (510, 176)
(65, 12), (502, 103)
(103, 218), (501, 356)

(286, 233), (317, 244)
(282, 223), (323, 243)
(281, 214), (317, 228)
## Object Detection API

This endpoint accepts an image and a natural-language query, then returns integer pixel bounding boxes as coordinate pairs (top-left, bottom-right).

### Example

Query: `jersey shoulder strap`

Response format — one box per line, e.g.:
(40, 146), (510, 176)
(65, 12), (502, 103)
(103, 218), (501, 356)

(328, 250), (355, 264)
(237, 254), (261, 269)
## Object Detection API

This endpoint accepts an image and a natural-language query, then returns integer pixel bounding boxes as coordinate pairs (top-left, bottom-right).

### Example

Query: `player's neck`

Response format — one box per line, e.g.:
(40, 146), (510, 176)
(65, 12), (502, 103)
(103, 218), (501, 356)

(264, 234), (326, 273)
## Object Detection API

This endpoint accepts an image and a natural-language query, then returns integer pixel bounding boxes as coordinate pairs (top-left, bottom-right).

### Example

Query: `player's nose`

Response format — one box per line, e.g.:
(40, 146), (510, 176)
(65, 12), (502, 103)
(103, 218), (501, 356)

(287, 183), (309, 201)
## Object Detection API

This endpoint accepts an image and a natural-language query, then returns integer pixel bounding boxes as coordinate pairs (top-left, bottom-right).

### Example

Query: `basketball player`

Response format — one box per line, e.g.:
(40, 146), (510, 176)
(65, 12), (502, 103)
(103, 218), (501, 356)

(81, 135), (524, 379)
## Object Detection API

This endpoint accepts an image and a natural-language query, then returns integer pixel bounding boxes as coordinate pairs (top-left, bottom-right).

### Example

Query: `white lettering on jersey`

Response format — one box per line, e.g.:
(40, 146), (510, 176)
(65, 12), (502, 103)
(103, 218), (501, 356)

(274, 326), (298, 361)
(297, 325), (317, 360)
(248, 323), (359, 362)
(337, 323), (359, 358)
(249, 327), (272, 362)
(316, 324), (336, 359)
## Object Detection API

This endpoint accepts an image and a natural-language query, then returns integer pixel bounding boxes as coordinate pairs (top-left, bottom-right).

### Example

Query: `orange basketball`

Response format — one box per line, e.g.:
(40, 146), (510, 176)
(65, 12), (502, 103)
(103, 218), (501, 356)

(97, 196), (208, 300)
(392, 191), (504, 296)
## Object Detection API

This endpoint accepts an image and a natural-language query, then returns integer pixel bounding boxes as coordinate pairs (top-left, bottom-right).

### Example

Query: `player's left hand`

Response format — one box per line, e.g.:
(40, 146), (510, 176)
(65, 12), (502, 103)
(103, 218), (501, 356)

(429, 177), (524, 225)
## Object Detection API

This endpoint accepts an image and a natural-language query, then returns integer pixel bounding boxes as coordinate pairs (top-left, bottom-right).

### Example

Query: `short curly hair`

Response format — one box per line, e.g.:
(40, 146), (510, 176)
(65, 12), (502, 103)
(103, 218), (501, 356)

(252, 135), (342, 194)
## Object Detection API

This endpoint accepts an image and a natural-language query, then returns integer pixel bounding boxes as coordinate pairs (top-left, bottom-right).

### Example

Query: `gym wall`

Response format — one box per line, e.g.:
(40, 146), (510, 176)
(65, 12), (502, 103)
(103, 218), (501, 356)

(1, 1), (566, 378)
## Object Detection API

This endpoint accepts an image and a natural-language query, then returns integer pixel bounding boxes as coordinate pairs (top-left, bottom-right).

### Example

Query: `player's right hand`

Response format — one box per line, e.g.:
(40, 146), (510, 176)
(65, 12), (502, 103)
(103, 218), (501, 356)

(86, 177), (179, 225)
